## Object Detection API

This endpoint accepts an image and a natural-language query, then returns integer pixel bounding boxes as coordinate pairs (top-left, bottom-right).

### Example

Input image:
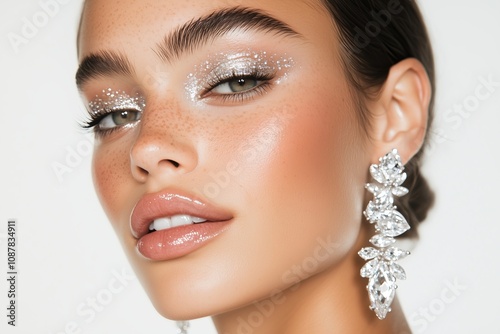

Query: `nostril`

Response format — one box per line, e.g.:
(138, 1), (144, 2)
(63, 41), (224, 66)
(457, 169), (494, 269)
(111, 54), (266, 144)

(131, 166), (149, 182)
(167, 159), (180, 168)
(133, 160), (180, 180)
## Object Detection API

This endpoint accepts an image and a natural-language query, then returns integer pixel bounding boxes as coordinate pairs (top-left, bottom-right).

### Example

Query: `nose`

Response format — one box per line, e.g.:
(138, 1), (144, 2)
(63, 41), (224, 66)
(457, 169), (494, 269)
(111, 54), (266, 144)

(130, 103), (197, 182)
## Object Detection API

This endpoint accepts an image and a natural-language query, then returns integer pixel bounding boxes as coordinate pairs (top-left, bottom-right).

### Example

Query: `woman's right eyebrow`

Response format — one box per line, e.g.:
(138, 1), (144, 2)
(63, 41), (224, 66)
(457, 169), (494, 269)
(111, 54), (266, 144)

(75, 6), (302, 90)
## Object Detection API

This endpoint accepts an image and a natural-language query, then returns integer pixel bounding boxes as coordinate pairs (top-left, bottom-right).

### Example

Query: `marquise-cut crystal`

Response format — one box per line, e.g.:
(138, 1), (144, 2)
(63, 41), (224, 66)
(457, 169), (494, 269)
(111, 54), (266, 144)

(370, 165), (386, 184)
(375, 187), (394, 206)
(361, 258), (379, 278)
(390, 263), (407, 280)
(365, 183), (379, 195)
(370, 234), (395, 248)
(376, 211), (410, 237)
(364, 201), (380, 222)
(392, 186), (409, 197)
(359, 247), (380, 260)
(383, 247), (409, 261)
(394, 172), (407, 186)
(367, 262), (396, 320)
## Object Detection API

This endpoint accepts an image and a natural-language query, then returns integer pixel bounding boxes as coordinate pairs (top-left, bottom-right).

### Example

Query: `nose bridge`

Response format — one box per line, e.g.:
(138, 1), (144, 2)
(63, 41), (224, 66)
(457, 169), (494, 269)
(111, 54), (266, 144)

(140, 99), (190, 136)
(130, 99), (197, 180)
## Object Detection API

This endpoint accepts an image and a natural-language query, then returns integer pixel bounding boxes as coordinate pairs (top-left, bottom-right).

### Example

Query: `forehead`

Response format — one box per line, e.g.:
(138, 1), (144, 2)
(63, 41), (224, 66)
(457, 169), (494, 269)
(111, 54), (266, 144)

(78, 0), (337, 59)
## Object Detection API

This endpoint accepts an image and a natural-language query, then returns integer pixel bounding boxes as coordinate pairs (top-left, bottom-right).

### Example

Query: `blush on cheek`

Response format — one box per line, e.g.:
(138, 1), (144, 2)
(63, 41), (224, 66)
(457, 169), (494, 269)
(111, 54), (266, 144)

(92, 144), (133, 232)
(267, 87), (364, 245)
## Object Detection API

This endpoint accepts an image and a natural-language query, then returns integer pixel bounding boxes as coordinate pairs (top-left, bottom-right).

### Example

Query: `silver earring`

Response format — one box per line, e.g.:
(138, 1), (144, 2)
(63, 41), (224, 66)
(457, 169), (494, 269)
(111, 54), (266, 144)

(176, 321), (190, 334)
(359, 149), (411, 320)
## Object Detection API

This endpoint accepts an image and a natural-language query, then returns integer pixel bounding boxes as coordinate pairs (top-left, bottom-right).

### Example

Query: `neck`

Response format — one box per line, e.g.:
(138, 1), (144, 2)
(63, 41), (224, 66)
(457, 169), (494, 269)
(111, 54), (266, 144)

(212, 226), (410, 334)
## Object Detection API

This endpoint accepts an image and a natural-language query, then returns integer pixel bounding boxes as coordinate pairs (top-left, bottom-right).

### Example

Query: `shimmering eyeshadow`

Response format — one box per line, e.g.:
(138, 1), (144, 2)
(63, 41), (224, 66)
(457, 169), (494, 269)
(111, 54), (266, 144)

(185, 50), (294, 101)
(88, 88), (146, 117)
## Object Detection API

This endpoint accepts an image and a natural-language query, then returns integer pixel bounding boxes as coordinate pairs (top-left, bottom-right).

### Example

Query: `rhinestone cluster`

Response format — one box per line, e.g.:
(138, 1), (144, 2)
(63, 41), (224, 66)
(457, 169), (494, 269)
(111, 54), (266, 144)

(359, 149), (411, 320)
(176, 321), (190, 334)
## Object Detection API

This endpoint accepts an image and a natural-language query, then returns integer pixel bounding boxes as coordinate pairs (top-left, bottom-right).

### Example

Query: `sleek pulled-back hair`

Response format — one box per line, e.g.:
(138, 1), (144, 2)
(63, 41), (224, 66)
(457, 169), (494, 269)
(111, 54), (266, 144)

(322, 0), (435, 236)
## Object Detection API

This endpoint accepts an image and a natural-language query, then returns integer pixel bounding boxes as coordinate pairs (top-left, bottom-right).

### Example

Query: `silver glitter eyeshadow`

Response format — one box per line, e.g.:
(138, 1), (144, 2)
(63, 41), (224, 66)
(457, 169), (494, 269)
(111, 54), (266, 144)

(88, 88), (146, 117)
(186, 50), (294, 102)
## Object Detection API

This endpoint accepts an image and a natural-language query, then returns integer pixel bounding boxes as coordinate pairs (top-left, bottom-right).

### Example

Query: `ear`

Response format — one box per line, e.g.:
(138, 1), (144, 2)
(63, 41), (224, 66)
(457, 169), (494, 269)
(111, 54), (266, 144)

(367, 58), (431, 164)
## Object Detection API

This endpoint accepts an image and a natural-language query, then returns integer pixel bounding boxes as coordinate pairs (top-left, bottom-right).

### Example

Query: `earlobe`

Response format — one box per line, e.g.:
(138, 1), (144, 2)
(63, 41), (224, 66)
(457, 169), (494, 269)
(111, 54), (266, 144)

(369, 58), (432, 164)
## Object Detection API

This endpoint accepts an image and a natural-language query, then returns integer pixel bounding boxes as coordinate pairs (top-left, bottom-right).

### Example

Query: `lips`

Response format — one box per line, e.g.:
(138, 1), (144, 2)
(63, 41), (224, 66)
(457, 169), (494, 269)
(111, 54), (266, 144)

(130, 189), (233, 261)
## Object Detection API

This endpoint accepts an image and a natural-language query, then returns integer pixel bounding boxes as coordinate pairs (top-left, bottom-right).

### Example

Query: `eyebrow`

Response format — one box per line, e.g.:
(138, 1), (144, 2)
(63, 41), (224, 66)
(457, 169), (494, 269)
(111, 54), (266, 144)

(76, 7), (301, 89)
(156, 7), (302, 62)
(76, 50), (133, 89)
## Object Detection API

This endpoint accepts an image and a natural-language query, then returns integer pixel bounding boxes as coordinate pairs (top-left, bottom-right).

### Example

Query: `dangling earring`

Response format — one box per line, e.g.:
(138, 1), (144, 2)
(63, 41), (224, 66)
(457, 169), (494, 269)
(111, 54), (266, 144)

(359, 149), (411, 320)
(176, 321), (190, 334)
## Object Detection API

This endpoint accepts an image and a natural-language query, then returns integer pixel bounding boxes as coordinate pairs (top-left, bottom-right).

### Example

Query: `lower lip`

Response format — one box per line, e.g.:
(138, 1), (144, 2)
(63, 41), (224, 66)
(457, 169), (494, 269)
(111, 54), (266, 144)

(136, 221), (231, 261)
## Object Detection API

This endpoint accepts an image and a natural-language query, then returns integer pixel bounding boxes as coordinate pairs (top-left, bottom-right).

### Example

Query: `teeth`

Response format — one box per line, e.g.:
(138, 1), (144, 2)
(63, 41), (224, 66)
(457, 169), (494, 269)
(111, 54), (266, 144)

(153, 217), (172, 230)
(150, 215), (208, 231)
(171, 214), (192, 227)
(192, 216), (208, 223)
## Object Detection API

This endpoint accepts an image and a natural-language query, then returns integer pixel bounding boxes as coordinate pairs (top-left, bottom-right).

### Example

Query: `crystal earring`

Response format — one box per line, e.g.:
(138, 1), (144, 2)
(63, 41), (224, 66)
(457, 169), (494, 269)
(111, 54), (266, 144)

(176, 321), (190, 334)
(359, 149), (411, 320)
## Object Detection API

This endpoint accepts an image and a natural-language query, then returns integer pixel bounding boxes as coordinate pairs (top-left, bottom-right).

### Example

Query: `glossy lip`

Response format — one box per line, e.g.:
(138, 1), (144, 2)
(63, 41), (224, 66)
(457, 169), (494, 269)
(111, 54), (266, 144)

(130, 189), (234, 260)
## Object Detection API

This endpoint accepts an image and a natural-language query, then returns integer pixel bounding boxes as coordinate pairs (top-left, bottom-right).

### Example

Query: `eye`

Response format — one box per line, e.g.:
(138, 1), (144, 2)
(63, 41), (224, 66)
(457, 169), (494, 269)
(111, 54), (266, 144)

(82, 90), (146, 137)
(200, 72), (274, 102)
(190, 52), (294, 103)
(211, 77), (261, 94)
(98, 109), (141, 130)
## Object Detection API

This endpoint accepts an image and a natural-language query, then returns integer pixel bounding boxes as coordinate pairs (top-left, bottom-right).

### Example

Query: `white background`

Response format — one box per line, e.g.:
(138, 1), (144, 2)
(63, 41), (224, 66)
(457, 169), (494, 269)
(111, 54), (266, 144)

(1, 1), (499, 333)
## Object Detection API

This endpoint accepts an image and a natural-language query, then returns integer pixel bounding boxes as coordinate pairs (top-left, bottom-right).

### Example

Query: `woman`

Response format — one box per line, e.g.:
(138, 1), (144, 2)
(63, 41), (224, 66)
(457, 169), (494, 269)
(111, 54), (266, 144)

(76, 0), (434, 332)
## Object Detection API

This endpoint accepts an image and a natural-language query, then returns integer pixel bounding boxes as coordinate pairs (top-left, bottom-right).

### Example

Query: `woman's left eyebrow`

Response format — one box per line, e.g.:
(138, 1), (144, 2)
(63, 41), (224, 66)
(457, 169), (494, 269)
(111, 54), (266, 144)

(76, 7), (302, 90)
(155, 7), (303, 62)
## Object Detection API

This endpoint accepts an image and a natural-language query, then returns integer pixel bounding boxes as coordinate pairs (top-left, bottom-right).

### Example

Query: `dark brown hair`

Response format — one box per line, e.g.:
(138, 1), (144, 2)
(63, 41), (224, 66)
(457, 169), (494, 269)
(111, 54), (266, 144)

(322, 0), (435, 236)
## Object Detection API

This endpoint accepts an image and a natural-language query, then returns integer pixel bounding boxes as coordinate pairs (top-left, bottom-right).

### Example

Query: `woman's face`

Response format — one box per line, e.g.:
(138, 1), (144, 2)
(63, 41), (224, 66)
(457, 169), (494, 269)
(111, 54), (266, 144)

(78, 0), (371, 319)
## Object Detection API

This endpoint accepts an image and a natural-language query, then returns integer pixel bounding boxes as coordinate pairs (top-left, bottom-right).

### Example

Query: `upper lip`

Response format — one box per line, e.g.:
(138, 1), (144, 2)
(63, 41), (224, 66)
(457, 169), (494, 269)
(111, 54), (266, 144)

(130, 188), (234, 239)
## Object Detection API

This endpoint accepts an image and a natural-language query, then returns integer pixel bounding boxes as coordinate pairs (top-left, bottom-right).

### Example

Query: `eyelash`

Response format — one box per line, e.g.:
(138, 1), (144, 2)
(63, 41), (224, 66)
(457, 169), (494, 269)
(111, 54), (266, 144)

(80, 109), (140, 138)
(81, 112), (106, 130)
(201, 70), (275, 102)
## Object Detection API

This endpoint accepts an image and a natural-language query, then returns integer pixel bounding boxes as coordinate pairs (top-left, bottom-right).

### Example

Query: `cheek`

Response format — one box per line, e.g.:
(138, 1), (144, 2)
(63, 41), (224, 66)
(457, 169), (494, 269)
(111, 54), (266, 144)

(253, 91), (365, 268)
(92, 140), (137, 236)
(270, 93), (365, 249)
(187, 83), (369, 310)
